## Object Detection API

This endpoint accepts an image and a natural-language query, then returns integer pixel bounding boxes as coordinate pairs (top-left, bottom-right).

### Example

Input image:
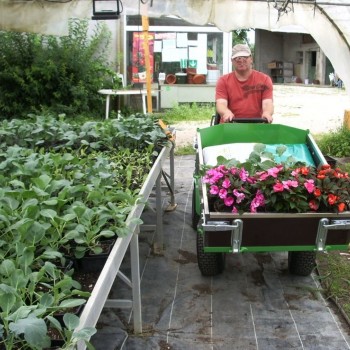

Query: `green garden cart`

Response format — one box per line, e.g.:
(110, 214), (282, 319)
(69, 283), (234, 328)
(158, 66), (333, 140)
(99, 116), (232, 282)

(192, 121), (350, 276)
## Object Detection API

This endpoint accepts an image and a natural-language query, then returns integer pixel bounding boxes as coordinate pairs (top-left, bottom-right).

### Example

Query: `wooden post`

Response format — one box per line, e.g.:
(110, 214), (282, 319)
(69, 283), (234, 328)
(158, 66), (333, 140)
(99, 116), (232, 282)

(344, 109), (350, 129)
(141, 15), (152, 114)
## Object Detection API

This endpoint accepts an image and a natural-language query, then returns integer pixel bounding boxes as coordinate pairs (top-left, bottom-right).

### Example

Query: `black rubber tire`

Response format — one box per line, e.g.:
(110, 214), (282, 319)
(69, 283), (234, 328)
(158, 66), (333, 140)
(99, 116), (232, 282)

(197, 231), (225, 276)
(191, 187), (200, 229)
(288, 251), (316, 276)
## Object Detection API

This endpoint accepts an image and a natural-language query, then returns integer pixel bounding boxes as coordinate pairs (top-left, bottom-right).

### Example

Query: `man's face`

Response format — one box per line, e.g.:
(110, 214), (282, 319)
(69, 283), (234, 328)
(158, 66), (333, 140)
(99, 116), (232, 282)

(232, 56), (252, 71)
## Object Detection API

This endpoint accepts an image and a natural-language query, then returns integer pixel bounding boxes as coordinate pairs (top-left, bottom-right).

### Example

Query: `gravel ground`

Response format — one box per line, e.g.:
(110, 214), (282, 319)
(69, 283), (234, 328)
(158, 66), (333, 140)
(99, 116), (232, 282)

(173, 84), (349, 147)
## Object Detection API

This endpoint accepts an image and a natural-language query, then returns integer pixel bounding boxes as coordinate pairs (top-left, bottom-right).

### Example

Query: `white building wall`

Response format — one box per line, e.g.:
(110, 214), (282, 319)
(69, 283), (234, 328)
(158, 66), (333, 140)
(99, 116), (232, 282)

(255, 29), (330, 84)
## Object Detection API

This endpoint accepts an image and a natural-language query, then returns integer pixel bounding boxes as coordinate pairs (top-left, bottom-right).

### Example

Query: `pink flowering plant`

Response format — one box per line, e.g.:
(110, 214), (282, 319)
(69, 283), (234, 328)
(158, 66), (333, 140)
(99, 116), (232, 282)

(201, 145), (350, 214)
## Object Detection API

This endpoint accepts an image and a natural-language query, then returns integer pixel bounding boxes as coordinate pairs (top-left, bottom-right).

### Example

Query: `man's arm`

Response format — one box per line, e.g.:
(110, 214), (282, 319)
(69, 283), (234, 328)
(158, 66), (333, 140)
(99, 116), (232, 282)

(216, 98), (234, 122)
(262, 98), (274, 123)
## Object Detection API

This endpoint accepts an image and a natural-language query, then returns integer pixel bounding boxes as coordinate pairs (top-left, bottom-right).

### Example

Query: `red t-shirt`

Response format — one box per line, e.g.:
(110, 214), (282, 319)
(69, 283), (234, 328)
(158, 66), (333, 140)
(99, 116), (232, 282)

(215, 70), (273, 118)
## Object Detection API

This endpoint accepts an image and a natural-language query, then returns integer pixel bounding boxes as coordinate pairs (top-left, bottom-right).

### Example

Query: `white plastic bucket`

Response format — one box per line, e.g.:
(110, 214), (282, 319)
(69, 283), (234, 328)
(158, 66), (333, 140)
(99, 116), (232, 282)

(158, 72), (165, 84)
(207, 70), (220, 84)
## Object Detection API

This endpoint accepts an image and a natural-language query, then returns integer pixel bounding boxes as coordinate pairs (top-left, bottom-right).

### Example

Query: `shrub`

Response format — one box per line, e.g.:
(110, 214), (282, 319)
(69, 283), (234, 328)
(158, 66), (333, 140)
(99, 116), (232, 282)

(316, 127), (350, 158)
(0, 19), (118, 119)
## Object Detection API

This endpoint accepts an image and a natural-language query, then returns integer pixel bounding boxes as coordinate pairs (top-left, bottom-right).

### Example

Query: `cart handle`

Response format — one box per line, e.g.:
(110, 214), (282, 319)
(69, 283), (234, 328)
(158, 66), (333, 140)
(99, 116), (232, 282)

(229, 117), (268, 123)
(211, 114), (269, 126)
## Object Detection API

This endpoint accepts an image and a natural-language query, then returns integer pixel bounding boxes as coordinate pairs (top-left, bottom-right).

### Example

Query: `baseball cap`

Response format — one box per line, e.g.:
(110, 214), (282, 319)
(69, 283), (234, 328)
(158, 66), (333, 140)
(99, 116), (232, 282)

(231, 44), (251, 59)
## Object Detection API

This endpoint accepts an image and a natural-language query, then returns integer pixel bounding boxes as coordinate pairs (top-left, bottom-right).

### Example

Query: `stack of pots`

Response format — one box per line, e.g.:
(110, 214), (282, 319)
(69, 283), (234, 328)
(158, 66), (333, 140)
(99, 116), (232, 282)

(186, 68), (197, 84)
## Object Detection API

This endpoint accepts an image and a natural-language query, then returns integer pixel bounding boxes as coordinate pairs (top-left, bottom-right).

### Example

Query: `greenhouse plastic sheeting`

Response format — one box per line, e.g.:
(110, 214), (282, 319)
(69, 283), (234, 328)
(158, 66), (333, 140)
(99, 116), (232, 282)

(136, 0), (350, 93)
(1, 0), (350, 93)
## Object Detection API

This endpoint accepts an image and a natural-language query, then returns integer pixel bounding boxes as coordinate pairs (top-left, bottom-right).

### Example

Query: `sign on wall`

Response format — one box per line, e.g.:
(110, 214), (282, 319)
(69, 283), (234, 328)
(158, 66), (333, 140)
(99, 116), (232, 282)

(132, 32), (155, 83)
(153, 32), (207, 74)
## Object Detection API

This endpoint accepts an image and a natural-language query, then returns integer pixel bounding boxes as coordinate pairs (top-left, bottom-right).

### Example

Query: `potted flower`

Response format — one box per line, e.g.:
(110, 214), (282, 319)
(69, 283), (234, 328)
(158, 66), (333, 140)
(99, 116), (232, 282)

(202, 145), (350, 214)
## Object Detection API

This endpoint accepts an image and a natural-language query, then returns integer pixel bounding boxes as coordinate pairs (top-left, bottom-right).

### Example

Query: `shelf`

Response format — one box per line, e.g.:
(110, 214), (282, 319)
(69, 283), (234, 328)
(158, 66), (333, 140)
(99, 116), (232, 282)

(269, 62), (294, 83)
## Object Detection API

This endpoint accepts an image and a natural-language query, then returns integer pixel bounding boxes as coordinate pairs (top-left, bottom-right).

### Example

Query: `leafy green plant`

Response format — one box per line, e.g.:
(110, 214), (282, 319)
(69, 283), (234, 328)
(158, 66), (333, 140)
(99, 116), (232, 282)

(115, 114), (170, 150)
(0, 19), (115, 119)
(0, 307), (95, 349)
(0, 114), (169, 153)
(316, 127), (350, 157)
(47, 313), (96, 350)
(0, 259), (88, 349)
(0, 112), (169, 348)
(0, 150), (149, 258)
(0, 304), (50, 350)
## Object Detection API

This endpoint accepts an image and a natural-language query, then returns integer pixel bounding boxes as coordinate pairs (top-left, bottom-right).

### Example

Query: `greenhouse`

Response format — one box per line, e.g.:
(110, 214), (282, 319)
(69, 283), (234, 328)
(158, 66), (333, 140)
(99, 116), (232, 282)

(1, 1), (350, 349)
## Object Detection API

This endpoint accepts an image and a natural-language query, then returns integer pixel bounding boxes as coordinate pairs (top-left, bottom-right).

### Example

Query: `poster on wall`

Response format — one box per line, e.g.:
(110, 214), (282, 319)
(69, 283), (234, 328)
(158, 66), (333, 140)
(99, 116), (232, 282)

(132, 32), (155, 83)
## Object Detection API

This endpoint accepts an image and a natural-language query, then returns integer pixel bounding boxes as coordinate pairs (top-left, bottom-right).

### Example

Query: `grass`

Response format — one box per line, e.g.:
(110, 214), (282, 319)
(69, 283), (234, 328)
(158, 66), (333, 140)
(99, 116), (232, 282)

(159, 102), (214, 124)
(316, 251), (350, 320)
(155, 103), (212, 156)
(174, 144), (196, 156)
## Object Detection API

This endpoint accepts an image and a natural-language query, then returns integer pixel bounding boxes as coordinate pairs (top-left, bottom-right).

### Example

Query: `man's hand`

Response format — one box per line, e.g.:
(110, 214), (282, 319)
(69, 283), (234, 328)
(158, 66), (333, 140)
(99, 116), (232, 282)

(216, 99), (234, 123)
(262, 113), (273, 123)
(262, 99), (274, 123)
(221, 110), (235, 123)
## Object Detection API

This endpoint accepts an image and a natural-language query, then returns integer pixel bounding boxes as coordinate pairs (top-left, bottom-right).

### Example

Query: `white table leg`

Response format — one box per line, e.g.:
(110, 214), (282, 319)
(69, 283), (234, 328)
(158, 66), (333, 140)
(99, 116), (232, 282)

(105, 95), (110, 120)
(142, 93), (147, 114)
(130, 230), (142, 333)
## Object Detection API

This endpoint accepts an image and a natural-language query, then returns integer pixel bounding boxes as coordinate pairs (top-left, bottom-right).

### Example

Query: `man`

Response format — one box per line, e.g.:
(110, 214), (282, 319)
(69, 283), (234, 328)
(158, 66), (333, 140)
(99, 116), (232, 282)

(215, 44), (274, 123)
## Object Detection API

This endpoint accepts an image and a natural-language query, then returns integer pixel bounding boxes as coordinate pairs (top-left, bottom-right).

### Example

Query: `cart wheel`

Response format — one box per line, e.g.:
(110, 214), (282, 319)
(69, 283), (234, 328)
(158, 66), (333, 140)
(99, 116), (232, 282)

(197, 231), (225, 276)
(288, 251), (316, 276)
(191, 187), (200, 229)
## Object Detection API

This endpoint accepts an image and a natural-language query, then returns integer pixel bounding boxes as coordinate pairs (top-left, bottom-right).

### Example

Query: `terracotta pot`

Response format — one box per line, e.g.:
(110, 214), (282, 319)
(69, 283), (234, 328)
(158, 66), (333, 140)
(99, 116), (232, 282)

(165, 74), (176, 84)
(187, 68), (196, 74)
(187, 68), (197, 84)
(193, 74), (206, 84)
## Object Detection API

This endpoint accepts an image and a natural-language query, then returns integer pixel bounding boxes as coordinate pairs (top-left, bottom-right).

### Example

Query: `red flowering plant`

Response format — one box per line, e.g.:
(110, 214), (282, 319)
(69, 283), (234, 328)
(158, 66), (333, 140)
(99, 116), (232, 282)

(201, 145), (350, 214)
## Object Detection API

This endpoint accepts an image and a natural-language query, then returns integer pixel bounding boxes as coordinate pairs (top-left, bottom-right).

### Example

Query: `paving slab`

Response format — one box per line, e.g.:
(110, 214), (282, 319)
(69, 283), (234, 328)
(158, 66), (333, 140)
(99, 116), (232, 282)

(91, 155), (350, 350)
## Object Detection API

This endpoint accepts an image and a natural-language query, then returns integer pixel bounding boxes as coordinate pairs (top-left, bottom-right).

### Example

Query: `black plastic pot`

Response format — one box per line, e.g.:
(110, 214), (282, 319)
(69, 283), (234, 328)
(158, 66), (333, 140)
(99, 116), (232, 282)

(53, 304), (85, 327)
(75, 240), (115, 273)
(45, 339), (65, 350)
(325, 155), (337, 168)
